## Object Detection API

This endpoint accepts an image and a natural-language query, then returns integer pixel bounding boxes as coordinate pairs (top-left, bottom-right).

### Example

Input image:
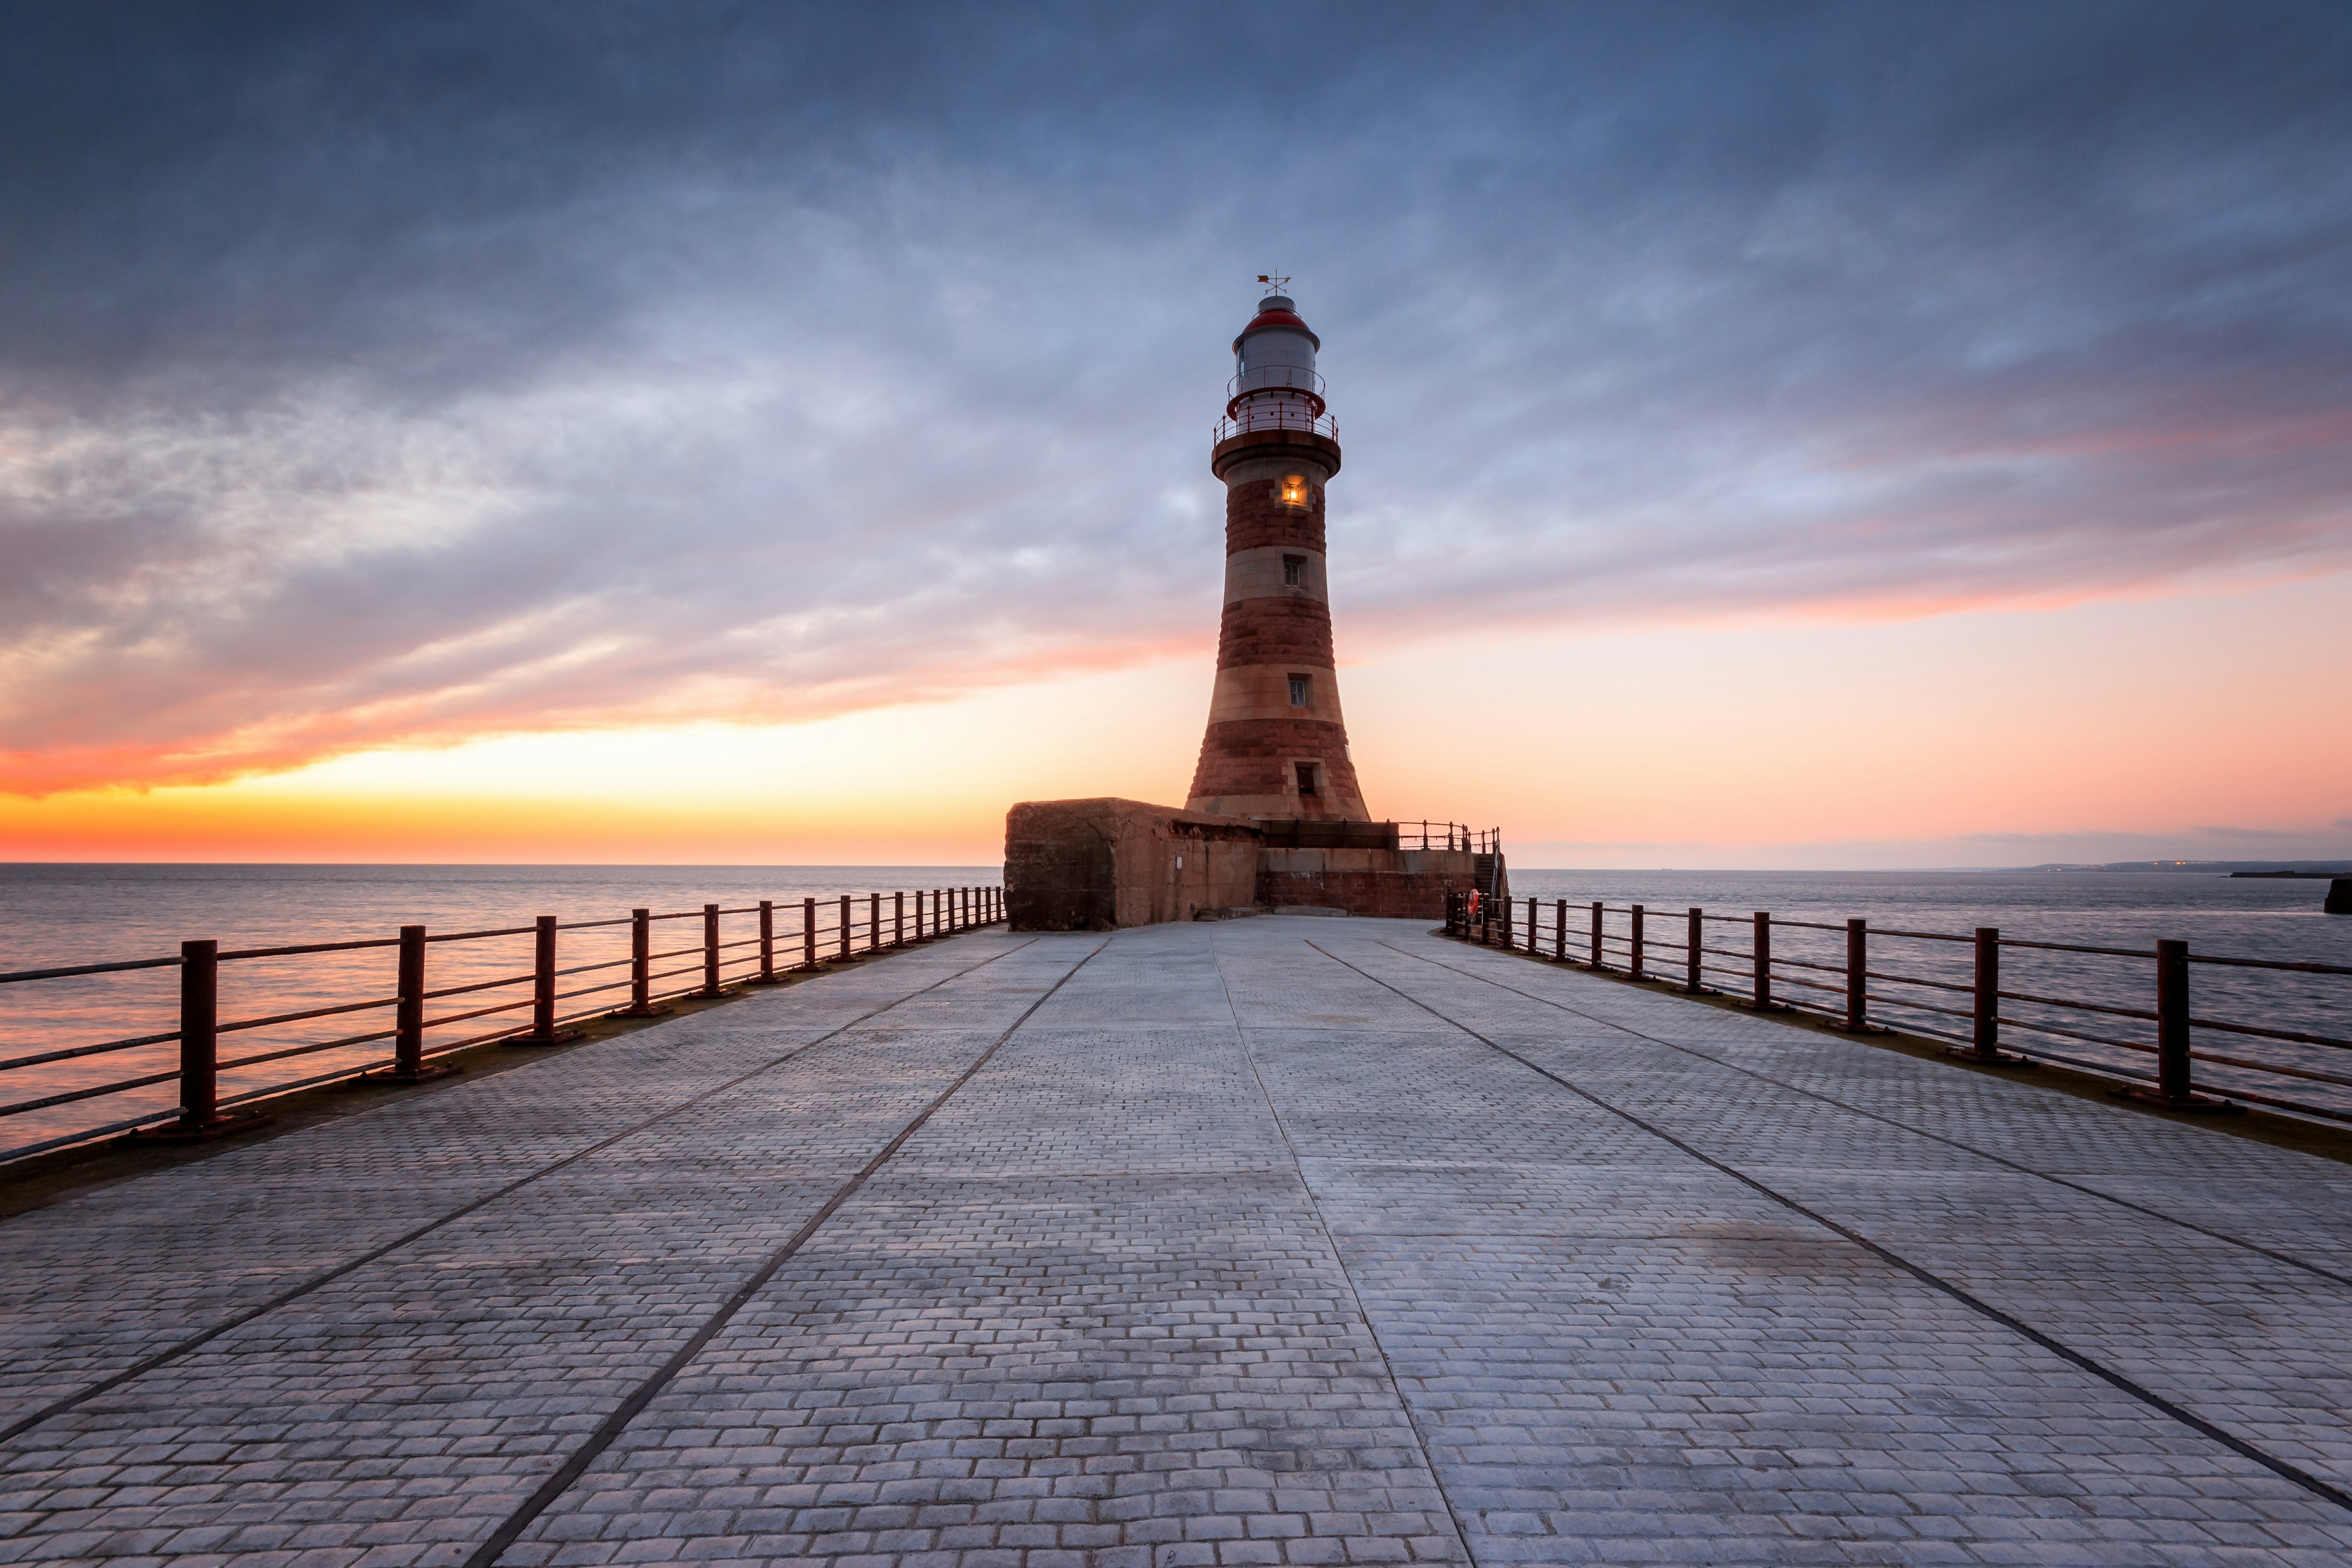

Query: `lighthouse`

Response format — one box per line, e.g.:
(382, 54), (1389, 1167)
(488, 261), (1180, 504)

(1003, 284), (1493, 930)
(1185, 287), (1371, 822)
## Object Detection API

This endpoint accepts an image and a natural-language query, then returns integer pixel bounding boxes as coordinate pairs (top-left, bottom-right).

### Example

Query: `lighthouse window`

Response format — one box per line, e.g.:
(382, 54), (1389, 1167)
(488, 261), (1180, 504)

(1279, 474), (1308, 507)
(1296, 762), (1319, 796)
(1287, 674), (1311, 707)
(1282, 554), (1304, 586)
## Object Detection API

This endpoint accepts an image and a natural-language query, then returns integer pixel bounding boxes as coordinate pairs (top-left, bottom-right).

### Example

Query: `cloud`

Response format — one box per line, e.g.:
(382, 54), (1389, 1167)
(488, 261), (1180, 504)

(4, 2), (2350, 793)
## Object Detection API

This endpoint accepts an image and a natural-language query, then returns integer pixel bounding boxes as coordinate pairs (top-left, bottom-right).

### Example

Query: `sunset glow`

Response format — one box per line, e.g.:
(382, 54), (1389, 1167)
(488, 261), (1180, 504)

(4, 8), (2348, 869)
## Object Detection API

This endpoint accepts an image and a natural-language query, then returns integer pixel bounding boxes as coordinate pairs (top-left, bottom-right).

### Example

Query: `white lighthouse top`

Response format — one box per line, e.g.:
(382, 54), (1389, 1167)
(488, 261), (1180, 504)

(1225, 290), (1330, 439)
(1233, 294), (1322, 400)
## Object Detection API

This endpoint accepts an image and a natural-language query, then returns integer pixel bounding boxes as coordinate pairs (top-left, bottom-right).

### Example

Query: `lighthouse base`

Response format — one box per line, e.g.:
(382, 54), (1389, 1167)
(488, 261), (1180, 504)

(1005, 798), (1485, 931)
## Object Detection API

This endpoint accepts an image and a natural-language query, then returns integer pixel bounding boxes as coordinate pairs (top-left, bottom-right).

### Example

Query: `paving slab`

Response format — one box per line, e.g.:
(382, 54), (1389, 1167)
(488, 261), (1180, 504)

(2, 918), (2347, 1567)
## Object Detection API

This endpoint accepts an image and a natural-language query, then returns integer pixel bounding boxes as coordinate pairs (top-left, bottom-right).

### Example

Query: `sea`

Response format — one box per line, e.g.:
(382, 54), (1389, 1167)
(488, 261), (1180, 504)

(2, 864), (2347, 1161)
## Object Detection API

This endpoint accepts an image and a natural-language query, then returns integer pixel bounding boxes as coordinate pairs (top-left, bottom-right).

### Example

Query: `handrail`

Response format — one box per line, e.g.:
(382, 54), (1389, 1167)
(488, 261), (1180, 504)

(1, 883), (1009, 1165)
(1448, 889), (2348, 1126)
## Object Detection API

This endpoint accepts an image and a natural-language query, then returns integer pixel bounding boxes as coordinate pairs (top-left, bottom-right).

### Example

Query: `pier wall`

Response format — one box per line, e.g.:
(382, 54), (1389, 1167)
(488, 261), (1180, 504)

(1257, 846), (1479, 918)
(1007, 798), (1477, 927)
(1005, 798), (1260, 930)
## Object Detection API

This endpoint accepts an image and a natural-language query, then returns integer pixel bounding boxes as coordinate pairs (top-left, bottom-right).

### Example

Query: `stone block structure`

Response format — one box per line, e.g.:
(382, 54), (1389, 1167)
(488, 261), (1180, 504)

(1006, 798), (1260, 931)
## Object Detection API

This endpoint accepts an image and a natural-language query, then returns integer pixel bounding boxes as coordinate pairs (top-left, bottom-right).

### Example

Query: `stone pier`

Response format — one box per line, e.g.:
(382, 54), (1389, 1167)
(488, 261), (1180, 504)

(4, 918), (2350, 1566)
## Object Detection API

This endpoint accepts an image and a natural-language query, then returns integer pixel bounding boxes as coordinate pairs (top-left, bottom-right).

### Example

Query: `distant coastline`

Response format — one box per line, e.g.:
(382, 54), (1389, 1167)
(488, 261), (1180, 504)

(2021, 859), (2352, 876)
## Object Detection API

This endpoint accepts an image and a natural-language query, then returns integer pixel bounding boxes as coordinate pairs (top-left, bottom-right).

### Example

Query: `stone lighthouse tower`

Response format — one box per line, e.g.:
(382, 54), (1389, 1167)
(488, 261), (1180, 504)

(1185, 288), (1371, 822)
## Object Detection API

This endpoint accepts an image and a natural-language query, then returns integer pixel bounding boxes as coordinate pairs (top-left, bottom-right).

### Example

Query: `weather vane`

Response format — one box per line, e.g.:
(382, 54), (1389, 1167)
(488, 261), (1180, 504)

(1256, 272), (1291, 295)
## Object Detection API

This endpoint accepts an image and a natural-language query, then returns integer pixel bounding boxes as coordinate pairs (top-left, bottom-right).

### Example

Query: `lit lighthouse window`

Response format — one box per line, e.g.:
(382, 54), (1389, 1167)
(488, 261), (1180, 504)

(1279, 474), (1308, 507)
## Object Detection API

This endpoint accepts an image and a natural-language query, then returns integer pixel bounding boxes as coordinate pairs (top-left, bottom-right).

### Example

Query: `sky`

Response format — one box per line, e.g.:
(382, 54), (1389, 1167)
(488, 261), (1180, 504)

(2, 1), (2348, 868)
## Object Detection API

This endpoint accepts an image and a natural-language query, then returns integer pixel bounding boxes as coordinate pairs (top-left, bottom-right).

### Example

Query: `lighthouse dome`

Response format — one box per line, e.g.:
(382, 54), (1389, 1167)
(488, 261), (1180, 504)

(1233, 295), (1321, 400)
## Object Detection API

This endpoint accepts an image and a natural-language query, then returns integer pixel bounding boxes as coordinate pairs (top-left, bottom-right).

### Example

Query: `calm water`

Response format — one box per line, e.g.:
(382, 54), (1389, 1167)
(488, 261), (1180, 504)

(1, 865), (999, 1159)
(3, 864), (2347, 1159)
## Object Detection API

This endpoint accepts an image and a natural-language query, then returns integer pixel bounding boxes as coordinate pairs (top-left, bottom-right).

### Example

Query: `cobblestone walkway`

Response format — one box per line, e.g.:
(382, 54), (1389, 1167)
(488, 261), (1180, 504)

(4, 919), (2349, 1566)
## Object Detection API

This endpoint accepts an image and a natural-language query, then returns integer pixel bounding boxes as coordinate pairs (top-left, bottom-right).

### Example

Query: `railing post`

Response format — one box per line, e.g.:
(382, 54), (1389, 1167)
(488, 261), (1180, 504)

(1949, 925), (2024, 1065)
(1501, 895), (1512, 949)
(747, 900), (780, 985)
(398, 925), (425, 1073)
(895, 891), (906, 946)
(132, 937), (270, 1140)
(803, 897), (818, 970)
(1589, 900), (1604, 970)
(179, 938), (218, 1128)
(1555, 899), (1567, 962)
(1839, 918), (1882, 1032)
(839, 894), (853, 961)
(916, 888), (928, 940)
(631, 909), (650, 1008)
(510, 914), (587, 1044)
(697, 903), (725, 997)
(2157, 941), (2192, 1101)
(870, 892), (882, 953)
(366, 925), (459, 1080)
(535, 915), (558, 1034)
(1748, 911), (1782, 1009)
(963, 886), (972, 929)
(1974, 926), (1999, 1055)
(612, 908), (671, 1017)
(1630, 905), (1645, 980)
(1684, 908), (1703, 993)
(2115, 940), (2239, 1112)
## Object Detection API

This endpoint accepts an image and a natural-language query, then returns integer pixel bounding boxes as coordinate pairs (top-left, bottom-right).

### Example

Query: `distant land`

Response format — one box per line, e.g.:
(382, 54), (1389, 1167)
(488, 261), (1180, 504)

(2019, 859), (2352, 875)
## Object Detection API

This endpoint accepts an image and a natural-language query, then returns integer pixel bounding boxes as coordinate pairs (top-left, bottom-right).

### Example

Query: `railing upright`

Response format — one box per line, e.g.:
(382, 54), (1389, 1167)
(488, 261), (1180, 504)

(1684, 908), (1703, 993)
(1525, 896), (1537, 954)
(178, 939), (219, 1128)
(839, 895), (853, 961)
(750, 900), (780, 986)
(533, 915), (558, 1035)
(1589, 900), (1604, 970)
(696, 904), (724, 998)
(397, 925), (425, 1073)
(1973, 926), (1999, 1056)
(615, 909), (669, 1016)
(869, 892), (881, 953)
(1555, 899), (1567, 962)
(1951, 925), (2022, 1065)
(1750, 911), (1781, 1009)
(511, 915), (585, 1044)
(895, 891), (906, 946)
(2116, 940), (2241, 1113)
(366, 925), (455, 1080)
(803, 898), (818, 970)
(1630, 905), (1645, 981)
(1839, 919), (1882, 1032)
(135, 937), (269, 1139)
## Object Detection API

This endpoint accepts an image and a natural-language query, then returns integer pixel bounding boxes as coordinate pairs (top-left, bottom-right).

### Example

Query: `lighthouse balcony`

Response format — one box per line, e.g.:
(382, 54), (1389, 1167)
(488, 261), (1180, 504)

(1214, 402), (1339, 445)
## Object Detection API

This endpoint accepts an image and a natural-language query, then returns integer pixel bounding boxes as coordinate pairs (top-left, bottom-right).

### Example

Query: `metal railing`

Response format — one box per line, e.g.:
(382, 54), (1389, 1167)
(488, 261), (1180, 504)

(1213, 401), (1339, 445)
(1226, 367), (1327, 409)
(1446, 892), (2352, 1126)
(1, 884), (1006, 1165)
(1396, 822), (1501, 854)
